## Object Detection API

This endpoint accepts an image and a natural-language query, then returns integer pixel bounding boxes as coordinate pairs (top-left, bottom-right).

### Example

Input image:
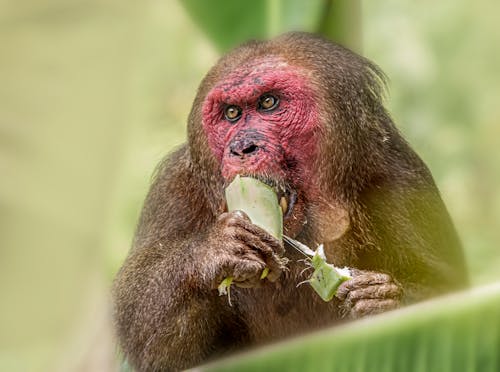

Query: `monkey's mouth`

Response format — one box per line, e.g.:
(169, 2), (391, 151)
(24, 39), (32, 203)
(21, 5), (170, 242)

(225, 174), (300, 222)
(252, 177), (297, 219)
(276, 187), (297, 219)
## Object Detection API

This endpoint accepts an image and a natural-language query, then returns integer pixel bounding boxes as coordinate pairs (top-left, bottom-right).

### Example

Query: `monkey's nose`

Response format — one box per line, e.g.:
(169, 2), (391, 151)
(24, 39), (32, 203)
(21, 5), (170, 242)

(229, 138), (259, 158)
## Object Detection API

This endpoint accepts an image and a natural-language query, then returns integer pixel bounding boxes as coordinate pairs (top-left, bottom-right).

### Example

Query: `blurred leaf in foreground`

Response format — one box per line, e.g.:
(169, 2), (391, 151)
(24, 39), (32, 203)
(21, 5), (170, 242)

(204, 283), (500, 372)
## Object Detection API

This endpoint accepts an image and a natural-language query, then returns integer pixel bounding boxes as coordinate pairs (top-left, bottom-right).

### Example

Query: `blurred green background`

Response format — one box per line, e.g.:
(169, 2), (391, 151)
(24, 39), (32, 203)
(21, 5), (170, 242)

(1, 0), (499, 371)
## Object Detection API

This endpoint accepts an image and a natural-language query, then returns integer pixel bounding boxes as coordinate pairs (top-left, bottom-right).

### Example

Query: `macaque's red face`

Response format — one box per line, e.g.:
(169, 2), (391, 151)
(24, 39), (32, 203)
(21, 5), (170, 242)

(202, 57), (321, 229)
(202, 58), (320, 181)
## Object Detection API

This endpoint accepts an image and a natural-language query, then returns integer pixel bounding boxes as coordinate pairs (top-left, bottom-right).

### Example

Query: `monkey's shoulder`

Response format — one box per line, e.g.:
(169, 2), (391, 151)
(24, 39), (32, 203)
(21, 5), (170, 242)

(135, 144), (215, 245)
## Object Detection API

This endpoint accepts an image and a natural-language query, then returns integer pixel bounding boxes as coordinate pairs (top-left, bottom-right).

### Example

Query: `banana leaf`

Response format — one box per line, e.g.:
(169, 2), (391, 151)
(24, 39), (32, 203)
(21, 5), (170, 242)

(178, 0), (360, 52)
(203, 283), (500, 372)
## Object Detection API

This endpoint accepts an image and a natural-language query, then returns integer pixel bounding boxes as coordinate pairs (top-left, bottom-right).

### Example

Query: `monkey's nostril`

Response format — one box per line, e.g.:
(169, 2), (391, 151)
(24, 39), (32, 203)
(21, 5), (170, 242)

(229, 140), (259, 157)
(242, 144), (258, 154)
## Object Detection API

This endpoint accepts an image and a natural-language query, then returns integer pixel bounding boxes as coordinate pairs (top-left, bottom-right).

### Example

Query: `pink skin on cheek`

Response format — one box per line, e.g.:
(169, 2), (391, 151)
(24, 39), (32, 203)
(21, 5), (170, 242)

(201, 59), (320, 189)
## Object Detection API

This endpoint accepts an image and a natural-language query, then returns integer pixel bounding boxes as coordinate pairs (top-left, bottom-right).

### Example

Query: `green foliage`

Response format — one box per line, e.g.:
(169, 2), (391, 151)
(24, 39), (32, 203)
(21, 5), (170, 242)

(180, 0), (267, 51)
(225, 175), (283, 240)
(179, 0), (360, 51)
(205, 284), (500, 372)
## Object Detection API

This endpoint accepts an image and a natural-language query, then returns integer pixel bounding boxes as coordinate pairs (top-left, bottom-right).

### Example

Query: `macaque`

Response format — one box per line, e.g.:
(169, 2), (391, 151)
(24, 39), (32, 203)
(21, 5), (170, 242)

(113, 32), (467, 371)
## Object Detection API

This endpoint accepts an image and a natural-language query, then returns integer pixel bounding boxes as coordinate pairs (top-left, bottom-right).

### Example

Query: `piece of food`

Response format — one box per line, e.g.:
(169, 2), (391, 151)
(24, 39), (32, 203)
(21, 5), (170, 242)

(219, 176), (349, 302)
(218, 176), (283, 299)
(284, 236), (351, 302)
(225, 175), (283, 240)
(308, 244), (352, 302)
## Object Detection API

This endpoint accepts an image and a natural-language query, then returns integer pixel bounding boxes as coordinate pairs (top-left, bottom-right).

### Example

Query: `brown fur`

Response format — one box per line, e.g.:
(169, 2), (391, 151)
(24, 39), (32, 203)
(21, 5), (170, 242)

(113, 33), (467, 371)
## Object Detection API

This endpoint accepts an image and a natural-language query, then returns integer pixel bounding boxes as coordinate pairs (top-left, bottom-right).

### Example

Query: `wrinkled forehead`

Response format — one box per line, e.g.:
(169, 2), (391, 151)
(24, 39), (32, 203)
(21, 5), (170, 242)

(209, 56), (307, 103)
(217, 56), (289, 86)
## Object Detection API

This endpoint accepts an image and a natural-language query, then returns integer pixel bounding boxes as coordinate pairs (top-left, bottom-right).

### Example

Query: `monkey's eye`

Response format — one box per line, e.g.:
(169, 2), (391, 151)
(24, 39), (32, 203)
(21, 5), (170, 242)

(258, 94), (279, 111)
(224, 105), (242, 122)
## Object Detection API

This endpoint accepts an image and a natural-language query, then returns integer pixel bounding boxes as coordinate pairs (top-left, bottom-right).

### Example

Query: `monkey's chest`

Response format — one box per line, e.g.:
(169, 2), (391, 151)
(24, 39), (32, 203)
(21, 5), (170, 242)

(234, 272), (341, 343)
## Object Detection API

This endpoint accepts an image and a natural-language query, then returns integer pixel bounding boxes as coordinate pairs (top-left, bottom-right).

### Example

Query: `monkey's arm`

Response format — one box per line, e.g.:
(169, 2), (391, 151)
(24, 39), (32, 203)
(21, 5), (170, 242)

(335, 155), (468, 319)
(389, 184), (468, 300)
(113, 237), (234, 371)
(112, 149), (232, 371)
(113, 146), (284, 371)
(335, 184), (467, 318)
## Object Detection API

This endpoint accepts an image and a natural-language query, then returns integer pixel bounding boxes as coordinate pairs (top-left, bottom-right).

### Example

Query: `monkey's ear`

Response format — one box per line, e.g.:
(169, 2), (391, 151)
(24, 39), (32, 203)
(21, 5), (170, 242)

(316, 203), (350, 243)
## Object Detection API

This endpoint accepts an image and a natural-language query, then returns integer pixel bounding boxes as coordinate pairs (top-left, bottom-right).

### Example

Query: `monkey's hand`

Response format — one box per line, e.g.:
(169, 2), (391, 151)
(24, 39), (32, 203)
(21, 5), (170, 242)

(336, 270), (402, 318)
(204, 210), (286, 289)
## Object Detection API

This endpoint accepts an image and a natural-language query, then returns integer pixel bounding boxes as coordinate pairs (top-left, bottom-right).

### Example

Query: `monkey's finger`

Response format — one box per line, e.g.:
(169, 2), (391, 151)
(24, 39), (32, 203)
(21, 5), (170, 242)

(232, 258), (266, 286)
(241, 248), (283, 283)
(214, 243), (262, 282)
(224, 208), (284, 256)
(230, 220), (285, 256)
(336, 272), (392, 300)
(265, 259), (286, 282)
(226, 210), (252, 222)
(345, 283), (402, 303)
(232, 229), (285, 280)
(231, 243), (266, 267)
(233, 229), (277, 256)
(349, 269), (394, 281)
(217, 210), (251, 225)
(350, 299), (399, 319)
(216, 212), (231, 222)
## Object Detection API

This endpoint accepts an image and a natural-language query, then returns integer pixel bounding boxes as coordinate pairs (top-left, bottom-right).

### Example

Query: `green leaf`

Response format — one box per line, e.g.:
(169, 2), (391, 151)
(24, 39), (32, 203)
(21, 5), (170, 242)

(179, 0), (324, 52)
(203, 283), (500, 372)
(217, 276), (234, 306)
(225, 175), (283, 240)
(308, 249), (351, 302)
(317, 0), (362, 52)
